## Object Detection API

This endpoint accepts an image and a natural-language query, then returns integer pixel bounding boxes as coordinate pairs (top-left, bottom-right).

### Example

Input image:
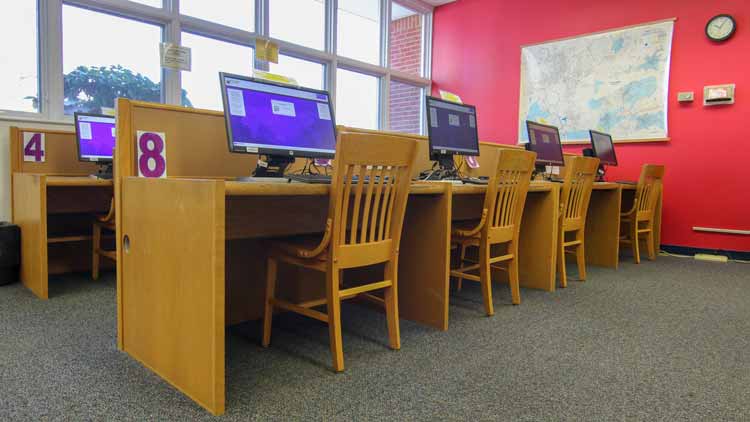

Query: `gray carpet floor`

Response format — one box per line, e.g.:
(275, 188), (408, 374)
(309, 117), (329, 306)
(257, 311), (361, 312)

(1, 256), (749, 421)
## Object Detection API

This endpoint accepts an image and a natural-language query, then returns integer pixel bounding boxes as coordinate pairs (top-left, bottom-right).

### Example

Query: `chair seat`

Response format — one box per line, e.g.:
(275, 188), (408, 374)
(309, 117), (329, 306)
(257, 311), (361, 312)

(268, 234), (329, 261)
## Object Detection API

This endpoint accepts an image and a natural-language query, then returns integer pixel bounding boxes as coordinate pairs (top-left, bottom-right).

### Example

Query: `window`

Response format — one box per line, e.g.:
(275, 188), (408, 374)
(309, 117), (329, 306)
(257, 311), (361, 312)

(0, 0), (38, 112)
(269, 0), (324, 50)
(337, 0), (381, 65)
(389, 2), (423, 77)
(388, 80), (422, 134)
(336, 69), (379, 129)
(8, 1), (432, 123)
(181, 33), (254, 110)
(62, 5), (163, 114)
(269, 55), (325, 90)
(180, 0), (255, 32)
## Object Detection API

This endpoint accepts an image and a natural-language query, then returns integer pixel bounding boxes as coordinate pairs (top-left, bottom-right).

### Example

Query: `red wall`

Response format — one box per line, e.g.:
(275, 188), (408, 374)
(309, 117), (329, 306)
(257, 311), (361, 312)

(432, 0), (750, 252)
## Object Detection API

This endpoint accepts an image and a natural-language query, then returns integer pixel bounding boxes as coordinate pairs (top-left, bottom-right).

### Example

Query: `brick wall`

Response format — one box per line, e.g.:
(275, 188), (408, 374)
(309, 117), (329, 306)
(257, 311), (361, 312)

(388, 14), (422, 134)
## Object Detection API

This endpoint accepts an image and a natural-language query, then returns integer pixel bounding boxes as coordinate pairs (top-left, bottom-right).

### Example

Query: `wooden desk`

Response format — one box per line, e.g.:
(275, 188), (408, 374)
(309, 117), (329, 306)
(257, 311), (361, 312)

(119, 177), (560, 415)
(12, 174), (113, 299)
(583, 182), (623, 269)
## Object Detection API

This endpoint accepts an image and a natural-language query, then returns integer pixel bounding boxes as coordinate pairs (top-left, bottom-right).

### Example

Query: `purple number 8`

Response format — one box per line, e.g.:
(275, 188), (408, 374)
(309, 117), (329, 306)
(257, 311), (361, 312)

(138, 133), (166, 178)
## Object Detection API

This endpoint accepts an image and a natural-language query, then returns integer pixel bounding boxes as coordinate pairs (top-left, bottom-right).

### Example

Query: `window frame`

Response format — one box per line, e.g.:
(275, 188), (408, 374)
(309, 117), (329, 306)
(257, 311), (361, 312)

(1, 0), (433, 134)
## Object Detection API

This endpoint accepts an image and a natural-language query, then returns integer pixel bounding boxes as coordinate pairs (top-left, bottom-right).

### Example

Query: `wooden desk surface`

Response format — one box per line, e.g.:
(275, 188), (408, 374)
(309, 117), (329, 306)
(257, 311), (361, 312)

(224, 180), (556, 197)
(593, 182), (621, 190)
(45, 176), (114, 187)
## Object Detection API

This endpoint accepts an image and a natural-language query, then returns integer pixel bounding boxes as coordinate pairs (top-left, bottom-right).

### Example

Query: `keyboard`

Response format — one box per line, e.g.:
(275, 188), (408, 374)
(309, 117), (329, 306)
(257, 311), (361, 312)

(461, 177), (488, 185)
(287, 174), (332, 184)
(615, 180), (637, 185)
(236, 176), (289, 183)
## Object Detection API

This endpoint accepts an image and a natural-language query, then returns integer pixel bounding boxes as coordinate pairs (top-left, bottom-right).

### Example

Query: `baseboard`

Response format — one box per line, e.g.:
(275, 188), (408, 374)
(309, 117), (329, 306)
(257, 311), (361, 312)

(661, 245), (750, 261)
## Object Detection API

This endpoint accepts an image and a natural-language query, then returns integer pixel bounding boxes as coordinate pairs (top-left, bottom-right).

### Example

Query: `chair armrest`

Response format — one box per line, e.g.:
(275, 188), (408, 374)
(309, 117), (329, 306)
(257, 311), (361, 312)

(452, 209), (488, 238)
(297, 218), (332, 259)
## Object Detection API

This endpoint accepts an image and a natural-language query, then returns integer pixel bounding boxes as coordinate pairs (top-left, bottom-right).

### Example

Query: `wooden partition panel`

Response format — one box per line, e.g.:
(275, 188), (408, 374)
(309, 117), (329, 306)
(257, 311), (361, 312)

(9, 127), (98, 175)
(12, 174), (48, 298)
(115, 99), (258, 347)
(121, 177), (225, 415)
(9, 127), (99, 216)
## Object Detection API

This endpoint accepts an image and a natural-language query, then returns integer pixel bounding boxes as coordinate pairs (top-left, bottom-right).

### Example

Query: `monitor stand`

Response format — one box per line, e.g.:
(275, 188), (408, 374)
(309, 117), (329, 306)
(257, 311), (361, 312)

(421, 154), (460, 181)
(92, 162), (113, 180)
(237, 154), (295, 182)
(596, 165), (607, 182)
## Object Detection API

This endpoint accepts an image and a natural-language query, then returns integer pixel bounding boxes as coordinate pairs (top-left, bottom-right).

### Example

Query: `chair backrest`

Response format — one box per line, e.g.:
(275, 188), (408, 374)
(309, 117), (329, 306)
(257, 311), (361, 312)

(482, 149), (536, 237)
(560, 156), (600, 227)
(635, 164), (665, 220)
(328, 130), (418, 269)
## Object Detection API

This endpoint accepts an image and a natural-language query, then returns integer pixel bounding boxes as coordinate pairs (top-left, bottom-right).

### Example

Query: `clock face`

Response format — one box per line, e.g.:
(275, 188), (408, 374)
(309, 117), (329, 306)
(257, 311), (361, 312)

(706, 14), (736, 41)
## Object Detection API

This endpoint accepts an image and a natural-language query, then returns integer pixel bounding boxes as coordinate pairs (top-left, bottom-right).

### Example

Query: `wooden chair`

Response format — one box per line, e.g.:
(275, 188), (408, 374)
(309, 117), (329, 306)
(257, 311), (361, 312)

(92, 198), (116, 280)
(620, 164), (665, 264)
(262, 131), (418, 372)
(451, 149), (536, 316)
(557, 156), (600, 288)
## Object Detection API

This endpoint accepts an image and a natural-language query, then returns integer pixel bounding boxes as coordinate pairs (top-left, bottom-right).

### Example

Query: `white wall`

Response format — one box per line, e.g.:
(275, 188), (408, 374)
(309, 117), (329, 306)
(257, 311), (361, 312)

(0, 119), (73, 222)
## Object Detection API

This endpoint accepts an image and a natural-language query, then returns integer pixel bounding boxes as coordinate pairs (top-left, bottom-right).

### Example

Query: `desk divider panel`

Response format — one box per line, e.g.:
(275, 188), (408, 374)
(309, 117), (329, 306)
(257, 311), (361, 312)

(9, 127), (99, 216)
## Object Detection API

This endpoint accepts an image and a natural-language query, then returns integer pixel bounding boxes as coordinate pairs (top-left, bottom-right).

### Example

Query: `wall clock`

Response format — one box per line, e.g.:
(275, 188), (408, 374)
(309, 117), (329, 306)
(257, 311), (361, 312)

(706, 14), (736, 42)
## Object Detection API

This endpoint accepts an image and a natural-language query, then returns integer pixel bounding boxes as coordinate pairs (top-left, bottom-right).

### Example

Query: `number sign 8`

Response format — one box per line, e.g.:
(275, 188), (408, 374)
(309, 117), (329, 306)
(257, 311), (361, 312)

(137, 131), (167, 178)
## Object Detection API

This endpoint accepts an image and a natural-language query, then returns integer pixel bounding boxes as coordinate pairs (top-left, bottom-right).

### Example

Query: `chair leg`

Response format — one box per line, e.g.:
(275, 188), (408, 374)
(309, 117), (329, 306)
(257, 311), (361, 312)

(479, 244), (494, 316)
(262, 257), (277, 347)
(456, 243), (466, 292)
(631, 221), (641, 264)
(92, 223), (101, 280)
(558, 231), (567, 288)
(327, 268), (345, 372)
(383, 263), (400, 350)
(575, 231), (586, 281)
(646, 226), (656, 261)
(509, 243), (521, 305)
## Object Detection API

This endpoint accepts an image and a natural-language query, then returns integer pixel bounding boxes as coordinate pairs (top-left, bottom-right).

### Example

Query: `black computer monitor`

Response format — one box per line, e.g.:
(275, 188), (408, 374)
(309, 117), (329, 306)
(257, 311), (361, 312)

(588, 130), (618, 166)
(220, 72), (337, 177)
(74, 112), (116, 179)
(525, 121), (564, 169)
(425, 96), (479, 171)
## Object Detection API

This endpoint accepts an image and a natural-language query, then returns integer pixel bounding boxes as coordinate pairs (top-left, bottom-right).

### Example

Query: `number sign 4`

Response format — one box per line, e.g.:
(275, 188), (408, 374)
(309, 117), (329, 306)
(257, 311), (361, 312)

(23, 132), (45, 162)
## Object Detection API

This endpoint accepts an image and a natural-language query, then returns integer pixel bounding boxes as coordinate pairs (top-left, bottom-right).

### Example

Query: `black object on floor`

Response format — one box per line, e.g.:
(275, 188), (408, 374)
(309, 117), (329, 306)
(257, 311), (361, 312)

(0, 222), (20, 286)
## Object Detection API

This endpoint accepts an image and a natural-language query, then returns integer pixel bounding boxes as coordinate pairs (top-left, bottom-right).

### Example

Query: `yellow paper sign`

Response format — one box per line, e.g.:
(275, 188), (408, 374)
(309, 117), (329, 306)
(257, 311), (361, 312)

(253, 70), (298, 86)
(439, 90), (463, 104)
(255, 39), (279, 64)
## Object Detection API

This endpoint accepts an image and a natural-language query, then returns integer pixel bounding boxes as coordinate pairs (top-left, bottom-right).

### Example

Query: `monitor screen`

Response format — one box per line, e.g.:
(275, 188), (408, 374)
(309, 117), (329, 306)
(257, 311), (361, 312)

(74, 113), (116, 162)
(220, 73), (336, 158)
(525, 121), (564, 166)
(426, 96), (480, 156)
(589, 130), (618, 166)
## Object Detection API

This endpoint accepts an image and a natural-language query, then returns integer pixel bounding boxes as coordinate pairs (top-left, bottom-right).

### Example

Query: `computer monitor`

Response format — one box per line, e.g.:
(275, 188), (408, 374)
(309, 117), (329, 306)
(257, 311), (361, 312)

(588, 130), (618, 166)
(525, 121), (564, 168)
(220, 72), (337, 177)
(425, 96), (480, 172)
(74, 112), (116, 179)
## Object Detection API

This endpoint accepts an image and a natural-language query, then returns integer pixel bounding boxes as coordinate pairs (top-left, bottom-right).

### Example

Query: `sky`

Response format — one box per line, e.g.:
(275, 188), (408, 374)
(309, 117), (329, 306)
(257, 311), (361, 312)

(1, 0), (417, 130)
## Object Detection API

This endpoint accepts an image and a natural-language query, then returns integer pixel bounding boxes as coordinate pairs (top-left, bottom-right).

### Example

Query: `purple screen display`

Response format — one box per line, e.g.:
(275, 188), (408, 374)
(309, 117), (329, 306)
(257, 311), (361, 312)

(224, 77), (336, 156)
(526, 122), (564, 165)
(427, 98), (479, 155)
(76, 116), (116, 160)
(591, 132), (617, 165)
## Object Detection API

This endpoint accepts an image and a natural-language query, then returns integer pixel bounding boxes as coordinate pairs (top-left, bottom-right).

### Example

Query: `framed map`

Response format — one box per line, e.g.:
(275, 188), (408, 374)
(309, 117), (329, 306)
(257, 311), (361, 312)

(518, 19), (674, 144)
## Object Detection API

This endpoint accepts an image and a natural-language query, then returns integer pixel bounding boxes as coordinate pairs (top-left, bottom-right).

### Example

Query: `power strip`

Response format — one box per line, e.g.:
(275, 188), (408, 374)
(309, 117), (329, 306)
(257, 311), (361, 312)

(694, 253), (729, 263)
